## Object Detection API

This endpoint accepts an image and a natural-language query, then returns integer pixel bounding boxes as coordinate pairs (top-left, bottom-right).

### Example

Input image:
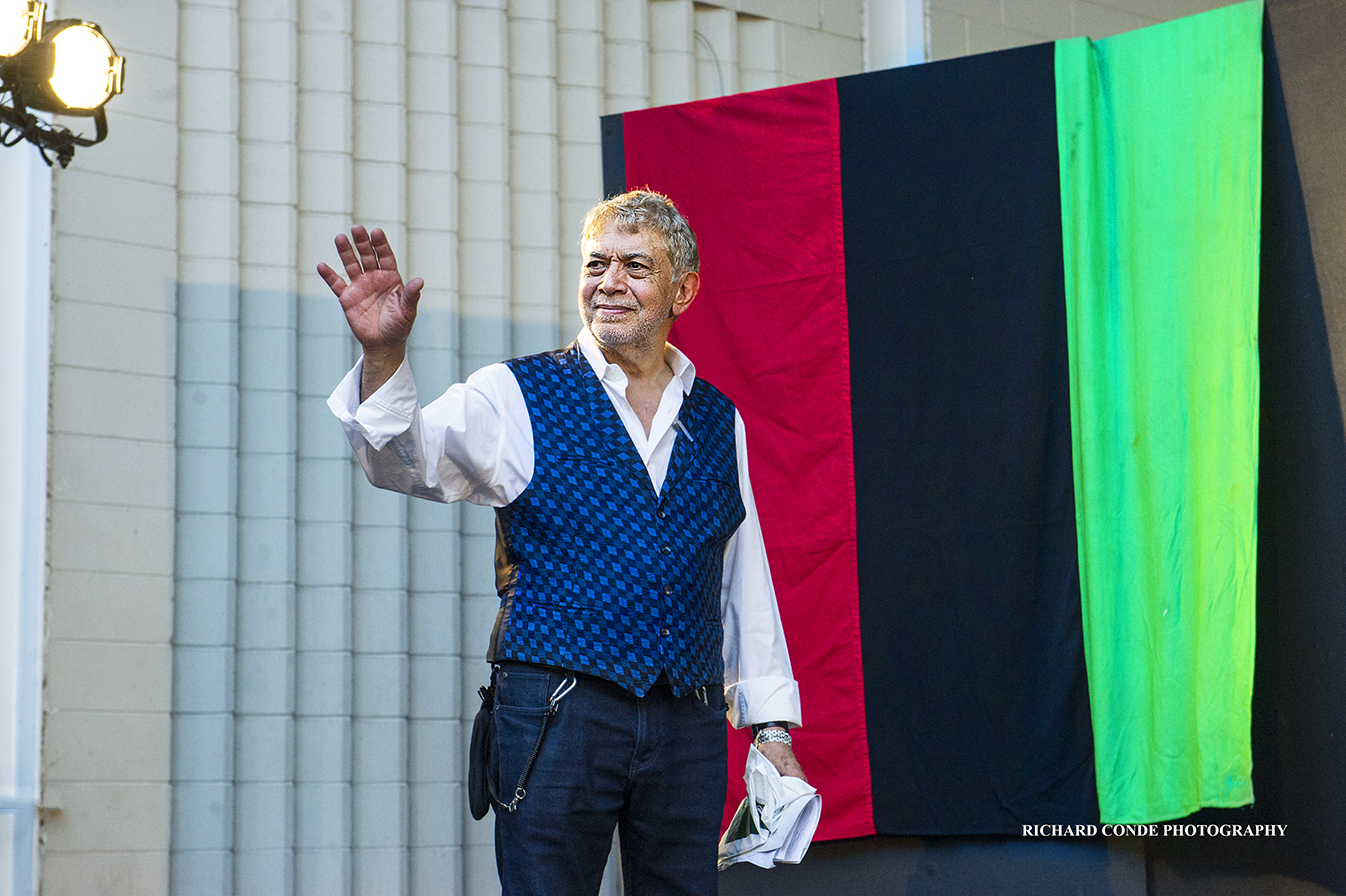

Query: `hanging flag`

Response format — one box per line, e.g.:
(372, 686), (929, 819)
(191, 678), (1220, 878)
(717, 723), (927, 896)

(603, 0), (1261, 836)
(1056, 0), (1262, 824)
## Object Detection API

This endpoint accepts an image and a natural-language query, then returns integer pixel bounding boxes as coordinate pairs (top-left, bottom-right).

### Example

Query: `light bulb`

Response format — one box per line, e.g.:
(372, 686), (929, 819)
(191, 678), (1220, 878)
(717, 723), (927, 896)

(0, 0), (42, 57)
(48, 22), (118, 110)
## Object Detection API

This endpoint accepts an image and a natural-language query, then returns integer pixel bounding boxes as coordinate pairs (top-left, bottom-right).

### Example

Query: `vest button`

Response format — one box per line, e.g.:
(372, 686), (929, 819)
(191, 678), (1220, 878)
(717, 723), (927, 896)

(663, 584), (674, 595)
(657, 509), (667, 519)
(661, 545), (672, 555)
(660, 627), (670, 637)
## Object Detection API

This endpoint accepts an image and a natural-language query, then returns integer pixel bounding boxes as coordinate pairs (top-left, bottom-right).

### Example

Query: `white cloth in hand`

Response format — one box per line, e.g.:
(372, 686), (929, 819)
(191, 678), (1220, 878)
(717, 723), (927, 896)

(717, 745), (821, 870)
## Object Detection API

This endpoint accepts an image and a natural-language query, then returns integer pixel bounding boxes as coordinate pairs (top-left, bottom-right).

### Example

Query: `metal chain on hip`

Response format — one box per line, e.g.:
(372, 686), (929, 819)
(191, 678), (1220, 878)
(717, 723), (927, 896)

(499, 675), (577, 813)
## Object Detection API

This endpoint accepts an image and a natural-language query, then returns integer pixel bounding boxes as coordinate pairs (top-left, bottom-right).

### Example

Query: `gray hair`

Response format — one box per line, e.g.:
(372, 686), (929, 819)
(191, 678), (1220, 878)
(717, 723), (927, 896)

(581, 190), (700, 281)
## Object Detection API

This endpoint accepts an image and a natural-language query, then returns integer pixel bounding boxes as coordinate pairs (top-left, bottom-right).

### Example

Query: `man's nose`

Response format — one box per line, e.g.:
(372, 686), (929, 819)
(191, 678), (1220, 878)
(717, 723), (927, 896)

(598, 261), (626, 292)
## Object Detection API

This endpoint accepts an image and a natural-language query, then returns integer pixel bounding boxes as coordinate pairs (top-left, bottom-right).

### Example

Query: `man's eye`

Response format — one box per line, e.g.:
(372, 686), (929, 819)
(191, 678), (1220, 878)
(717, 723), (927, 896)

(626, 263), (648, 277)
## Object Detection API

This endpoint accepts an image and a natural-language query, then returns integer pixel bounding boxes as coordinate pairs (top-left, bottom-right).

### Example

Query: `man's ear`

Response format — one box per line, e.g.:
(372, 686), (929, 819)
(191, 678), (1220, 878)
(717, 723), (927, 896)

(671, 271), (700, 319)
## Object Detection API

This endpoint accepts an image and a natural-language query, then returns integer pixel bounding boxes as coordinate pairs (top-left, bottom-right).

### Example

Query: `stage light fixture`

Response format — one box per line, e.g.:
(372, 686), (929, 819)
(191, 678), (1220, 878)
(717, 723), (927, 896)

(1, 10), (123, 167)
(17, 19), (123, 112)
(0, 0), (44, 58)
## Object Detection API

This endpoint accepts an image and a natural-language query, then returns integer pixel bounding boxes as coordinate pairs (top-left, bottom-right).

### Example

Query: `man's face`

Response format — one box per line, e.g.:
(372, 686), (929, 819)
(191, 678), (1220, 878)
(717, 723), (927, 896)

(578, 223), (694, 353)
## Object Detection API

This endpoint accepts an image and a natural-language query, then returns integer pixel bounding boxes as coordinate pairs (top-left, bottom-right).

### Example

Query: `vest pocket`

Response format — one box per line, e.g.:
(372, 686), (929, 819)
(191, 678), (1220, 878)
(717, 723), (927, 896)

(526, 585), (651, 615)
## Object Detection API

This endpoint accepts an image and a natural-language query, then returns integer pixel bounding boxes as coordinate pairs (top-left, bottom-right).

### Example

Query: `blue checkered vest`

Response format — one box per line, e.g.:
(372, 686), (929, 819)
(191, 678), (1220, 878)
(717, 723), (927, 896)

(489, 344), (746, 696)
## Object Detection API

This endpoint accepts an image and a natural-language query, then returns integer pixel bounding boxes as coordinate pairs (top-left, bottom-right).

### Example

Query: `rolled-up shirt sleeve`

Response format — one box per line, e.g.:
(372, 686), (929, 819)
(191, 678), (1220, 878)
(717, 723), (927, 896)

(721, 412), (802, 730)
(327, 355), (532, 507)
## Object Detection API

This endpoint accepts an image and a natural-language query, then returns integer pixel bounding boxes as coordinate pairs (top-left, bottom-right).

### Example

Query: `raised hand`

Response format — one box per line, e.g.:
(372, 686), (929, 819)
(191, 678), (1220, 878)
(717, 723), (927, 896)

(318, 225), (424, 351)
(318, 225), (425, 399)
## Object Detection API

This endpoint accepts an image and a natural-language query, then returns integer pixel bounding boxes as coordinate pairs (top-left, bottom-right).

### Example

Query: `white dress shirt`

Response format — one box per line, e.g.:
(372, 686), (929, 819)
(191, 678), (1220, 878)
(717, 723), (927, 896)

(328, 328), (801, 729)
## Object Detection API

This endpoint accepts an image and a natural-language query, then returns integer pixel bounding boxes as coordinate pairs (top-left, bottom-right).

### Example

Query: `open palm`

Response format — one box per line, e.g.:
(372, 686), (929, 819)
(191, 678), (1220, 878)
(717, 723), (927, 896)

(318, 225), (424, 351)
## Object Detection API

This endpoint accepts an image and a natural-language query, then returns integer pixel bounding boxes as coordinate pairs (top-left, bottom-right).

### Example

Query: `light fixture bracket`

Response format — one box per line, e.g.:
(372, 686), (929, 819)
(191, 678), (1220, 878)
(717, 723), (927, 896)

(0, 90), (107, 166)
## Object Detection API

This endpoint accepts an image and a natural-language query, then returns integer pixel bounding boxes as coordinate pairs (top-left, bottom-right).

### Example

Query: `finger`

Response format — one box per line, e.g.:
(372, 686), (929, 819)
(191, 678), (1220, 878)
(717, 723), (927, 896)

(370, 228), (401, 276)
(401, 277), (424, 308)
(316, 262), (348, 298)
(350, 224), (379, 276)
(335, 232), (364, 282)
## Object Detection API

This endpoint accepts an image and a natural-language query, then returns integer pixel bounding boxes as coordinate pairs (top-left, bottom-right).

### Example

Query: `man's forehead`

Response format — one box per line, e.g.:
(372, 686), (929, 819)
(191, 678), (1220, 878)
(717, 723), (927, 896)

(582, 225), (666, 261)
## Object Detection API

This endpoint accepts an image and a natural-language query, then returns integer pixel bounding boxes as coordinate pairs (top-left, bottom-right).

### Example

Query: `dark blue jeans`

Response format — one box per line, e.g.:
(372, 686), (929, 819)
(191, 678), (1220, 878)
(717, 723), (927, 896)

(490, 663), (728, 896)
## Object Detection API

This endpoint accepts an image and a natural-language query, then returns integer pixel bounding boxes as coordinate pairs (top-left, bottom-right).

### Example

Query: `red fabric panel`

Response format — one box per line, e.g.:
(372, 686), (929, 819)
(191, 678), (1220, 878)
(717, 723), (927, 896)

(621, 80), (874, 840)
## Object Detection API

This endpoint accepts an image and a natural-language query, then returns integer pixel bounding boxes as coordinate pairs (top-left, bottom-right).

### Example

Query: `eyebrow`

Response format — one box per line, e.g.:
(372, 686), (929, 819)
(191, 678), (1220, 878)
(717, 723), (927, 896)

(588, 249), (656, 264)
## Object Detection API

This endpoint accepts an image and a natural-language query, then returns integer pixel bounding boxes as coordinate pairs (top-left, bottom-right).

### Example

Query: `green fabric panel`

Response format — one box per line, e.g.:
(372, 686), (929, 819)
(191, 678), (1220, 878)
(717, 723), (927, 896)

(1055, 1), (1262, 824)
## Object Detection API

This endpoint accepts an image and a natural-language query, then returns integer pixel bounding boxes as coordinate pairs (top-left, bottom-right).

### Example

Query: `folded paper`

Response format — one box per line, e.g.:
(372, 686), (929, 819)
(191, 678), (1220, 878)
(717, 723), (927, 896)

(718, 745), (822, 870)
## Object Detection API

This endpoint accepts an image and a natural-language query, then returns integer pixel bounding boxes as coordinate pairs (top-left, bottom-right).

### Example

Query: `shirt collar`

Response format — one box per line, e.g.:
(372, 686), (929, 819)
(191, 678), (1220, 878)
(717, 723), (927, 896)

(575, 327), (697, 396)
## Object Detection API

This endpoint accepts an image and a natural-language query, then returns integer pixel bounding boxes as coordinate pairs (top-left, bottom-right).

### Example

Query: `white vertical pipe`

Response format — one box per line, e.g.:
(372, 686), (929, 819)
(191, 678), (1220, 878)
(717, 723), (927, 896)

(0, 133), (52, 896)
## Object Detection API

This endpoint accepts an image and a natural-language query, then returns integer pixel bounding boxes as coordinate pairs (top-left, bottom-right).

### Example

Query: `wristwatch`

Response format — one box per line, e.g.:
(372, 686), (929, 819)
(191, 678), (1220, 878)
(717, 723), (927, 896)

(752, 721), (792, 748)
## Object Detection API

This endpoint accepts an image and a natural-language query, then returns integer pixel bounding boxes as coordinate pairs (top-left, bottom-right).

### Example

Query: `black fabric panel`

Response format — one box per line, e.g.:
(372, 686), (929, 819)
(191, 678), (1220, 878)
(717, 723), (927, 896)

(600, 112), (625, 198)
(1145, 7), (1346, 894)
(838, 45), (1098, 834)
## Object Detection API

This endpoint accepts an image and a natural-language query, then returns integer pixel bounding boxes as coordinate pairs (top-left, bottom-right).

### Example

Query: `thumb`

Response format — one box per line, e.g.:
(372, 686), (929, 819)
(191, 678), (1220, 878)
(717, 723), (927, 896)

(402, 277), (425, 308)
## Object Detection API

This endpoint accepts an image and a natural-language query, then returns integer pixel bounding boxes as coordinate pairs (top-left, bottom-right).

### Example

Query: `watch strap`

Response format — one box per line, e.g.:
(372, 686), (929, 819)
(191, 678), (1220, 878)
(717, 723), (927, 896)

(754, 727), (793, 748)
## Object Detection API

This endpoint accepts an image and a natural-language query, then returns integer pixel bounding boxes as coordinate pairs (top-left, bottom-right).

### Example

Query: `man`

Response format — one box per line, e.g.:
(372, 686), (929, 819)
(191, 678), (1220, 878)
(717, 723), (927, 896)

(321, 191), (805, 895)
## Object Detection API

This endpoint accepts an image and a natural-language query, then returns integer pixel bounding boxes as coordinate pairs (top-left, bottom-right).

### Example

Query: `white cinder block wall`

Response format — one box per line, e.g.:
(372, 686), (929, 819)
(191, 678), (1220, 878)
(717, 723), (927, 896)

(35, 0), (1238, 893)
(38, 2), (860, 895)
(41, 0), (180, 892)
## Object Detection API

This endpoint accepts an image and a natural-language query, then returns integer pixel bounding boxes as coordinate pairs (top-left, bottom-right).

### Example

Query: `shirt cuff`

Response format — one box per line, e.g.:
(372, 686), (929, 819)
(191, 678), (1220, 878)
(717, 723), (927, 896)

(326, 356), (418, 450)
(725, 675), (802, 731)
